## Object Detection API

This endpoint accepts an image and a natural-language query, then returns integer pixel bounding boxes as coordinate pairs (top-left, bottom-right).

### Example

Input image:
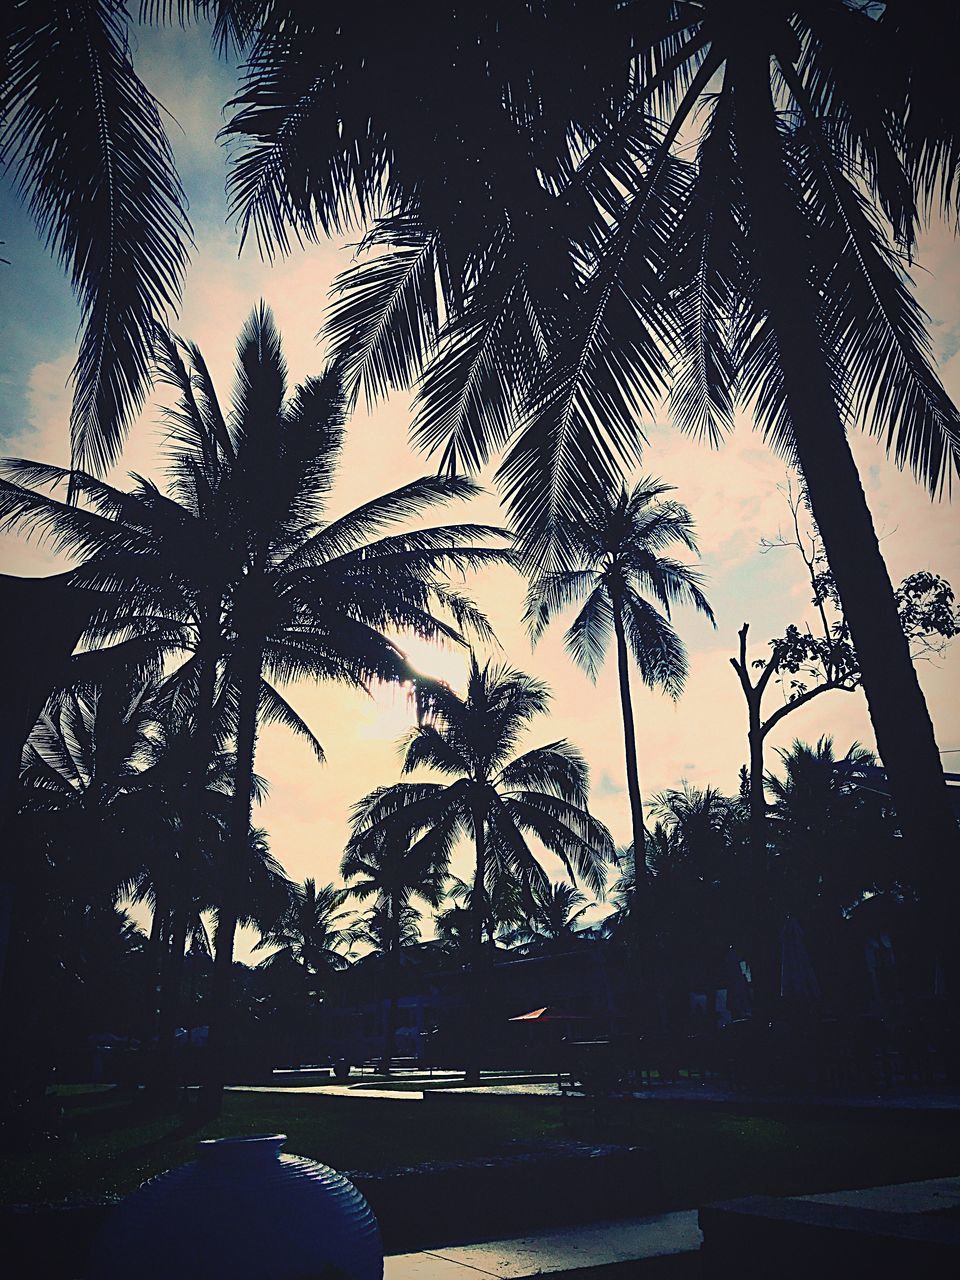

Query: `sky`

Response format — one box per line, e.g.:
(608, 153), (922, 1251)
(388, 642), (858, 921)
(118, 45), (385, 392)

(1, 23), (958, 952)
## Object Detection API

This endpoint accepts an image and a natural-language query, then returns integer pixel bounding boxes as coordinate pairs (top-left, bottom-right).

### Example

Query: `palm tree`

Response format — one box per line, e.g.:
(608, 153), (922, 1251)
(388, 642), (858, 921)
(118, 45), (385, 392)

(765, 737), (901, 921)
(314, 7), (960, 916)
(254, 879), (355, 999)
(524, 478), (713, 883)
(500, 881), (595, 955)
(349, 656), (613, 1078)
(14, 666), (278, 1063)
(2, 302), (509, 1097)
(351, 658), (612, 952)
(534, 6), (960, 907)
(0, 326), (258, 1020)
(648, 783), (738, 885)
(173, 306), (507, 1103)
(341, 824), (444, 1072)
(17, 676), (179, 981)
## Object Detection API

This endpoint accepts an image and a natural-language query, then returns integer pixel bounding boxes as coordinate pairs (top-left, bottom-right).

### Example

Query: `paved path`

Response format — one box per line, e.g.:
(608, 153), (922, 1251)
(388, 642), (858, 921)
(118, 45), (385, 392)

(381, 1178), (960, 1277)
(383, 1211), (702, 1278)
(228, 1078), (960, 1110)
(797, 1176), (960, 1214)
(228, 1083), (427, 1100)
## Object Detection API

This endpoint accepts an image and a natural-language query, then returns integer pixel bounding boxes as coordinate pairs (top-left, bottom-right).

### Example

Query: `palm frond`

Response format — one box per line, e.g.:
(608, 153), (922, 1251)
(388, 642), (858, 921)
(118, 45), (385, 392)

(3, 0), (191, 473)
(411, 260), (548, 476)
(783, 82), (960, 494)
(402, 725), (471, 778)
(282, 475), (487, 569)
(523, 569), (597, 644)
(621, 589), (688, 699)
(258, 680), (324, 762)
(666, 89), (738, 445)
(495, 741), (590, 806)
(565, 584), (615, 680)
(326, 222), (440, 408)
(499, 793), (610, 897)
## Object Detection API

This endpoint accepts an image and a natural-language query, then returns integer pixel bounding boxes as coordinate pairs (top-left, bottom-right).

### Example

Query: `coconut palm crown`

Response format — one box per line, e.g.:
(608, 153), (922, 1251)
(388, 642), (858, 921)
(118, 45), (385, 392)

(524, 477), (714, 878)
(348, 656), (614, 960)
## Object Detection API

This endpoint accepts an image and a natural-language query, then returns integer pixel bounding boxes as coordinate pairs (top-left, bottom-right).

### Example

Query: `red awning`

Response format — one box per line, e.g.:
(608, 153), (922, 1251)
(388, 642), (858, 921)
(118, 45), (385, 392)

(508, 1006), (589, 1022)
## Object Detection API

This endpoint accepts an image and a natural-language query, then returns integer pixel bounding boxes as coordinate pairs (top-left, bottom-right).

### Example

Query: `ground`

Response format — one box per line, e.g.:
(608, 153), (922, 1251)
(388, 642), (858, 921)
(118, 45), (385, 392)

(3, 1085), (960, 1209)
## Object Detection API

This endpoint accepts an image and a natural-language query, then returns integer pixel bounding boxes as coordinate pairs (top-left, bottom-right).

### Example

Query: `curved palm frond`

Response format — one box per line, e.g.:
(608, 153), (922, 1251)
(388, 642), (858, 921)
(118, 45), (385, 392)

(3, 0), (191, 473)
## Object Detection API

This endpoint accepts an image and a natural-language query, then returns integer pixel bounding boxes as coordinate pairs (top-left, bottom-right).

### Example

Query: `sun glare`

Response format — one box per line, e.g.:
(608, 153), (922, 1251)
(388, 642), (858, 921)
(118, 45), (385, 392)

(401, 636), (470, 693)
(361, 637), (470, 741)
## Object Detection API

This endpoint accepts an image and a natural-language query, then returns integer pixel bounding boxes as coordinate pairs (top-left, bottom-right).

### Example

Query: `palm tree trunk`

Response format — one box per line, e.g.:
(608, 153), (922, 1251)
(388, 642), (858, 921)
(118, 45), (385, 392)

(611, 593), (646, 887)
(152, 615), (219, 1097)
(465, 796), (488, 1084)
(155, 907), (189, 1092)
(382, 897), (401, 1076)
(202, 639), (263, 1115)
(733, 52), (960, 980)
(146, 896), (168, 1040)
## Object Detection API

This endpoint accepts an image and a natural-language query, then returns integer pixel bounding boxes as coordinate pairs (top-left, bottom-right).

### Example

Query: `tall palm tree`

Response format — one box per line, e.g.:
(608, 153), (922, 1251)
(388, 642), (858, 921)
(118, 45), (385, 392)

(315, 6), (960, 912)
(174, 306), (507, 1102)
(540, 6), (960, 905)
(615, 2), (960, 901)
(1, 303), (509, 1098)
(524, 478), (713, 882)
(341, 825), (444, 1072)
(349, 656), (612, 1078)
(0, 325), (258, 1005)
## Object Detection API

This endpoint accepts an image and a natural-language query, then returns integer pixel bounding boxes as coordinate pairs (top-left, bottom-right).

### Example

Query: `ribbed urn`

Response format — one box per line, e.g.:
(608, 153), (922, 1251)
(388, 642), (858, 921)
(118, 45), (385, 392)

(89, 1134), (383, 1279)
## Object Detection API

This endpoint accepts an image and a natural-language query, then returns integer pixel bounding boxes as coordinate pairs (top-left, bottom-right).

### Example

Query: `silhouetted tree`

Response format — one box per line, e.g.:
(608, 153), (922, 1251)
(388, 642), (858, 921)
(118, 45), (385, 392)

(524, 478), (713, 881)
(349, 657), (613, 1078)
(733, 482), (958, 873)
(342, 827), (443, 1072)
(321, 4), (960, 920)
(499, 881), (596, 956)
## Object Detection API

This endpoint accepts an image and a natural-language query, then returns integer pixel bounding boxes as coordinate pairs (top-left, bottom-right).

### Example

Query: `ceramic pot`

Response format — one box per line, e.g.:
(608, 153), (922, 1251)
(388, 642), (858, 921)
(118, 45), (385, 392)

(89, 1133), (382, 1279)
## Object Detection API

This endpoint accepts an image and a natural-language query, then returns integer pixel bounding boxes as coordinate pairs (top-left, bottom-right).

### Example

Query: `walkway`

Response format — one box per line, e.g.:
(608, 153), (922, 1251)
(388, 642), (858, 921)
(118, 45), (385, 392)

(380, 1179), (960, 1277)
(383, 1211), (702, 1278)
(228, 1074), (960, 1110)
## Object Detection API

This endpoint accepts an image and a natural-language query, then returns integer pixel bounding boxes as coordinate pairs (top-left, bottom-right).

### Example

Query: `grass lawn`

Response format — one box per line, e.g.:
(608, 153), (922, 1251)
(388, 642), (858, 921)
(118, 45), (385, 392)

(2, 1087), (958, 1209)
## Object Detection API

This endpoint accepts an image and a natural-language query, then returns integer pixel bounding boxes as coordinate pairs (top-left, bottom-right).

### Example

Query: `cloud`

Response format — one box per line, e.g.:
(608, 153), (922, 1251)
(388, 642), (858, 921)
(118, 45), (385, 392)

(595, 771), (626, 799)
